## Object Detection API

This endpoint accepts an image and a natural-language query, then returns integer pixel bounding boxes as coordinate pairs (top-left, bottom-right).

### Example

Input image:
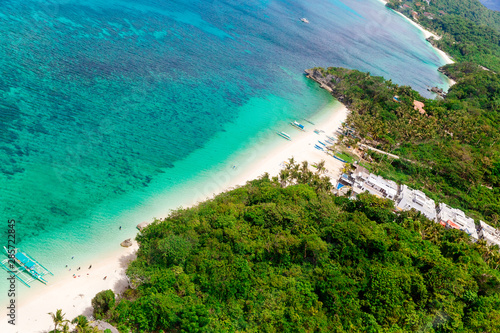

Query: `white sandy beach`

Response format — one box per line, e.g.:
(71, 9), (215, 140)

(1, 242), (139, 333)
(2, 104), (349, 333)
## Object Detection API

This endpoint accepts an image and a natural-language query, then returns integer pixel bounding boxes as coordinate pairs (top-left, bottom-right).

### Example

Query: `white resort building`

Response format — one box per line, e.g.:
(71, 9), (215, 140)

(478, 220), (500, 248)
(351, 167), (399, 200)
(343, 168), (487, 244)
(395, 185), (437, 221)
(437, 203), (478, 241)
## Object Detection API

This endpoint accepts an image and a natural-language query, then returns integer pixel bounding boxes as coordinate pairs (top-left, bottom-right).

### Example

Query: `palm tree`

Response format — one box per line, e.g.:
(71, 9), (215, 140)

(72, 315), (90, 333)
(61, 322), (70, 333)
(48, 309), (66, 333)
(279, 169), (290, 188)
(315, 160), (326, 174)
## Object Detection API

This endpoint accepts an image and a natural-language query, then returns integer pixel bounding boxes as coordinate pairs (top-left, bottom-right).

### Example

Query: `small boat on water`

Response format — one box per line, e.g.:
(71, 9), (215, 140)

(1, 247), (53, 287)
(290, 121), (305, 131)
(300, 18), (310, 24)
(277, 131), (292, 141)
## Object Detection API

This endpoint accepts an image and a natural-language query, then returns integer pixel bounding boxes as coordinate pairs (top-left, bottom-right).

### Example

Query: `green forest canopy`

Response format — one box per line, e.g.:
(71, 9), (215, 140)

(386, 0), (500, 31)
(97, 173), (500, 332)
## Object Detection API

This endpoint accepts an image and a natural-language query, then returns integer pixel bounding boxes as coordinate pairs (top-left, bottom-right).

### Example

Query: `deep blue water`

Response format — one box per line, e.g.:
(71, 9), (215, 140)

(0, 0), (450, 298)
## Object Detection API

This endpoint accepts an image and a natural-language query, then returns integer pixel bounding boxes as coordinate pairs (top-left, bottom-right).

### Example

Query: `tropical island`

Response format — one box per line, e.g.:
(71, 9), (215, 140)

(37, 0), (500, 332)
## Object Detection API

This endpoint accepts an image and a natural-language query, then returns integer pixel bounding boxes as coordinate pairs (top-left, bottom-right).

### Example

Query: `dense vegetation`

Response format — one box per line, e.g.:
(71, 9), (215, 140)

(377, 0), (500, 225)
(308, 66), (500, 225)
(428, 0), (500, 28)
(386, 0), (500, 30)
(93, 170), (500, 332)
(427, 15), (500, 72)
(386, 0), (500, 71)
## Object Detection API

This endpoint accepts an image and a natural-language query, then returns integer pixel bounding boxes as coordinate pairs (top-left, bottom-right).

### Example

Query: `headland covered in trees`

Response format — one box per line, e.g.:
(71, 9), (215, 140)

(96, 61), (499, 331)
(305, 65), (499, 227)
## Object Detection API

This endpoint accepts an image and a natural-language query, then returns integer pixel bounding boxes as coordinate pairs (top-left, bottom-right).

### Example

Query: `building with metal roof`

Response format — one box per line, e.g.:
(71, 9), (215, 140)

(478, 220), (500, 248)
(437, 203), (478, 241)
(351, 169), (399, 200)
(395, 185), (437, 221)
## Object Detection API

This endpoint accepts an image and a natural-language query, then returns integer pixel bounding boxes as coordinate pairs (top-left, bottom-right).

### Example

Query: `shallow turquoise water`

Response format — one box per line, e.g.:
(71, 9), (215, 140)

(0, 0), (450, 299)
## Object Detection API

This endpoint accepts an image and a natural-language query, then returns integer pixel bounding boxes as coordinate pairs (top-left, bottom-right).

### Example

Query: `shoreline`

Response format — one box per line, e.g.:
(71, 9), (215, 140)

(2, 243), (139, 333)
(376, 0), (455, 87)
(3, 100), (349, 333)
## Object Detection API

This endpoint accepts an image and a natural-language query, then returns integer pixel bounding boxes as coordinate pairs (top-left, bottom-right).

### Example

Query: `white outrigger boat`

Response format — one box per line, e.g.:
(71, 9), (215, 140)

(290, 121), (305, 131)
(300, 18), (310, 24)
(1, 247), (53, 287)
(277, 131), (292, 141)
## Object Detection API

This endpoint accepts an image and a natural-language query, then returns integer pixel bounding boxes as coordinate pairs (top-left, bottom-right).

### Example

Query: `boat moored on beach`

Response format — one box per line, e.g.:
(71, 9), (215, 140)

(1, 247), (53, 287)
(277, 131), (292, 141)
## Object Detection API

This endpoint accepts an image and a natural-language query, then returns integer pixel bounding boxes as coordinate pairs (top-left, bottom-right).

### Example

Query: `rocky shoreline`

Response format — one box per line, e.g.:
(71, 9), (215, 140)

(304, 68), (352, 107)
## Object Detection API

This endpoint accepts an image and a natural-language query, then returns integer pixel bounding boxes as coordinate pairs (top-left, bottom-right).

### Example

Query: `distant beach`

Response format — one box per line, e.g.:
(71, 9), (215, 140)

(377, 0), (456, 70)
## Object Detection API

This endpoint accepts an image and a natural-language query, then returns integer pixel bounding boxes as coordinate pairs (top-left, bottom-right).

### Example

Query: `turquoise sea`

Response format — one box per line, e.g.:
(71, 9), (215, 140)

(0, 0), (450, 302)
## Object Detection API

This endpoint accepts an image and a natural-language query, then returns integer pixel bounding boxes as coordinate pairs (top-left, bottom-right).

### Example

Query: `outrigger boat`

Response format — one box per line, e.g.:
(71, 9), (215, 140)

(290, 121), (305, 131)
(277, 131), (292, 141)
(300, 18), (310, 24)
(1, 247), (53, 287)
